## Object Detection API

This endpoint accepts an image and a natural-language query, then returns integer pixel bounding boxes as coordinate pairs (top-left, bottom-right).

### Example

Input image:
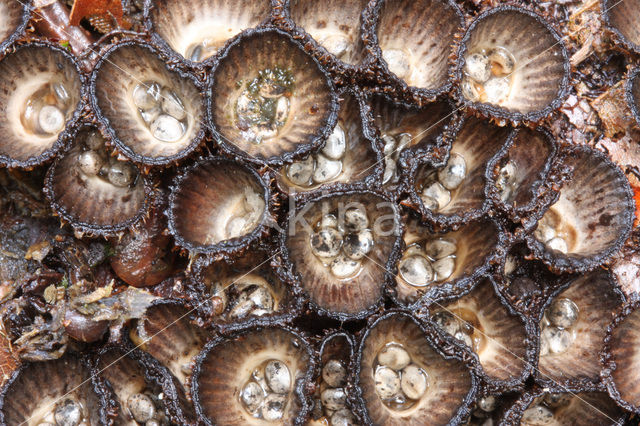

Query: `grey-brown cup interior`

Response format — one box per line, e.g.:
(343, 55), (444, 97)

(0, 0), (26, 46)
(48, 128), (147, 230)
(414, 118), (509, 216)
(277, 91), (378, 190)
(0, 357), (102, 425)
(149, 0), (271, 62)
(538, 271), (623, 384)
(289, 0), (368, 66)
(372, 96), (452, 151)
(604, 0), (640, 51)
(130, 303), (207, 388)
(195, 328), (311, 425)
(195, 250), (291, 323)
(433, 279), (528, 383)
(0, 45), (82, 165)
(376, 0), (462, 90)
(531, 147), (633, 265)
(286, 192), (398, 317)
(359, 314), (473, 424)
(460, 9), (566, 113)
(517, 392), (623, 425)
(93, 43), (204, 163)
(211, 29), (336, 163)
(97, 348), (167, 424)
(321, 333), (352, 368)
(491, 128), (555, 208)
(170, 160), (267, 249)
(396, 217), (500, 304)
(629, 68), (640, 124)
(610, 306), (640, 409)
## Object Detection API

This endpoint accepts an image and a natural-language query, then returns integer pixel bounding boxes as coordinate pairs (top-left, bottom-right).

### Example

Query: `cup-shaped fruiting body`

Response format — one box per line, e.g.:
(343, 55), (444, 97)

(0, 0), (29, 53)
(625, 67), (640, 128)
(208, 27), (339, 166)
(285, 0), (370, 74)
(430, 278), (534, 392)
(91, 40), (206, 165)
(145, 0), (273, 65)
(282, 187), (401, 320)
(602, 300), (640, 414)
(44, 126), (152, 236)
(309, 331), (359, 424)
(277, 88), (383, 193)
(0, 42), (84, 168)
(355, 311), (477, 424)
(192, 326), (314, 425)
(168, 157), (271, 255)
(486, 127), (558, 222)
(405, 117), (510, 229)
(494, 240), (570, 316)
(364, 0), (464, 101)
(0, 355), (108, 424)
(191, 247), (302, 334)
(602, 0), (640, 53)
(536, 270), (624, 388)
(527, 145), (634, 273)
(129, 300), (208, 392)
(455, 6), (570, 123)
(501, 387), (627, 425)
(394, 217), (504, 306)
(370, 94), (454, 186)
(94, 344), (196, 424)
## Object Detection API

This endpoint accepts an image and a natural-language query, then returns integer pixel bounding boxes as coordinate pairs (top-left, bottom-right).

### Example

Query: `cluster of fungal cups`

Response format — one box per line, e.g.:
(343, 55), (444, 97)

(0, 0), (639, 425)
(309, 207), (374, 279)
(374, 343), (429, 410)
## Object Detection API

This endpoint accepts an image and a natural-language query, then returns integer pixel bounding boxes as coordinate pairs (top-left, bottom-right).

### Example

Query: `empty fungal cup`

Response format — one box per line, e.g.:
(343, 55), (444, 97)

(168, 157), (270, 255)
(146, 0), (272, 64)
